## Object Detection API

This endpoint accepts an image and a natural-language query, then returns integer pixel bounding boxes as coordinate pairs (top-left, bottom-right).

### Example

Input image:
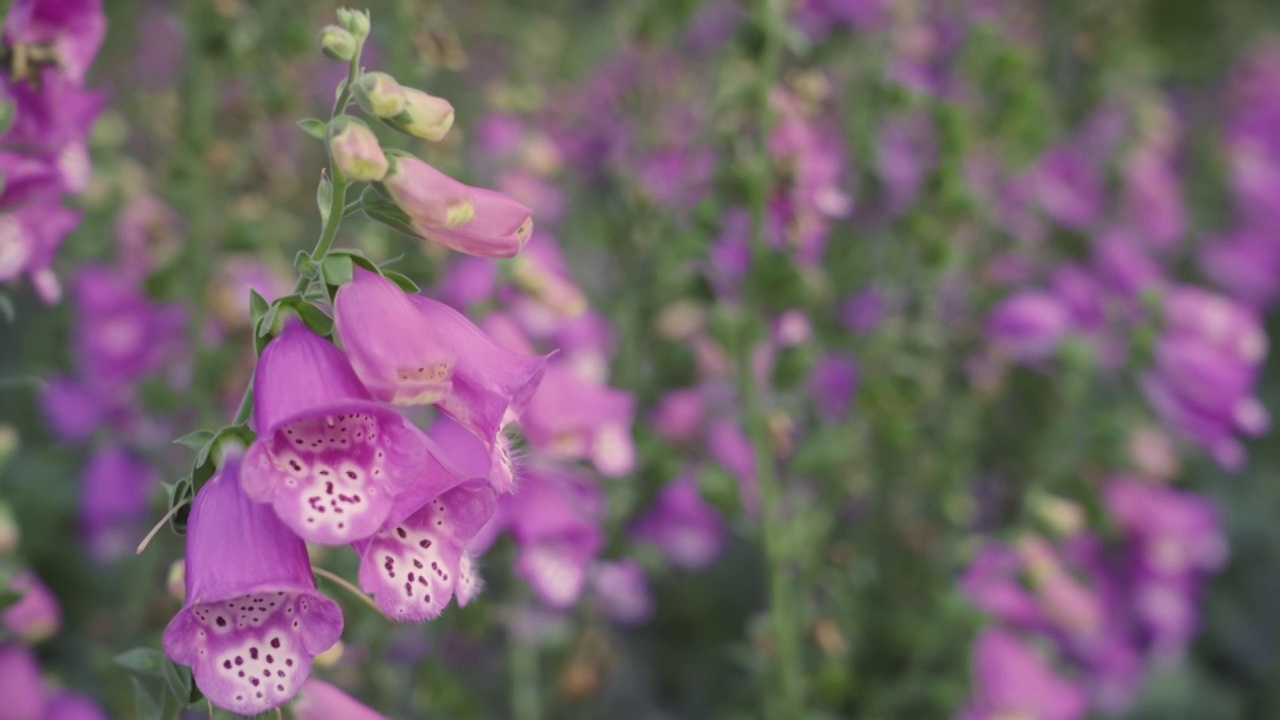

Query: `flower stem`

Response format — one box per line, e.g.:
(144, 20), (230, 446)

(510, 633), (542, 720)
(311, 566), (392, 624)
(744, 0), (806, 715)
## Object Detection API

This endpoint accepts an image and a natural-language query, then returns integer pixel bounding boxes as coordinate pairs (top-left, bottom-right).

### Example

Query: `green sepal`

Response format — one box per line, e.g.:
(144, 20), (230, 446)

(297, 117), (327, 140)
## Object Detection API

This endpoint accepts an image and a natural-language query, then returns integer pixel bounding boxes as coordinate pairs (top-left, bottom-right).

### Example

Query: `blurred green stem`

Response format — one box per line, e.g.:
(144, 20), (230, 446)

(510, 630), (542, 720)
(746, 0), (806, 715)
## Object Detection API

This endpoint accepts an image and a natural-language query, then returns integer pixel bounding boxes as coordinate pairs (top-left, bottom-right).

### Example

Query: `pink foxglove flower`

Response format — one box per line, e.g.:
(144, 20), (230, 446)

(504, 466), (605, 609)
(3, 0), (106, 83)
(591, 560), (653, 625)
(2, 570), (60, 642)
(162, 456), (343, 716)
(987, 290), (1071, 362)
(242, 320), (429, 545)
(293, 680), (385, 720)
(43, 691), (109, 720)
(960, 628), (1087, 720)
(0, 643), (45, 720)
(355, 479), (496, 621)
(334, 268), (548, 447)
(521, 363), (635, 478)
(80, 446), (154, 562)
(631, 472), (727, 571)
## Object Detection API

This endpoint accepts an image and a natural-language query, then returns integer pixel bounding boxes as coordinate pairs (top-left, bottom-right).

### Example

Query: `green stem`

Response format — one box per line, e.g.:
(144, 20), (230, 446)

(744, 0), (805, 715)
(510, 630), (542, 720)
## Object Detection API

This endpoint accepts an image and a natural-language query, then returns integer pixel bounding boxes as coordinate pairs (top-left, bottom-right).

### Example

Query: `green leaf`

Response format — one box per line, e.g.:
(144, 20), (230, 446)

(249, 289), (269, 325)
(163, 660), (194, 706)
(328, 248), (380, 273)
(381, 270), (420, 293)
(317, 173), (333, 224)
(0, 587), (22, 611)
(131, 677), (164, 720)
(297, 117), (327, 140)
(115, 648), (169, 678)
(172, 430), (215, 451)
(321, 253), (354, 287)
(359, 185), (419, 238)
(293, 300), (335, 337)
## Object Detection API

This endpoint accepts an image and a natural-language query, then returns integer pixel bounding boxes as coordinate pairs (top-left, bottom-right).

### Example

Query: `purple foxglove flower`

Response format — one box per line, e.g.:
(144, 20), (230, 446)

(355, 479), (496, 622)
(504, 465), (605, 609)
(876, 112), (935, 214)
(3, 0), (106, 83)
(439, 255), (497, 308)
(381, 155), (474, 228)
(960, 628), (1087, 720)
(71, 264), (187, 389)
(0, 200), (79, 294)
(521, 363), (635, 478)
(1103, 479), (1226, 577)
(1122, 147), (1185, 249)
(163, 456), (343, 716)
(1035, 146), (1104, 230)
(37, 376), (102, 442)
(810, 354), (859, 422)
(1018, 537), (1104, 639)
(684, 0), (744, 52)
(961, 544), (1046, 629)
(474, 112), (525, 158)
(631, 472), (727, 570)
(1199, 230), (1280, 308)
(841, 287), (884, 334)
(415, 187), (534, 259)
(591, 560), (653, 625)
(334, 268), (549, 448)
(637, 147), (715, 209)
(509, 234), (589, 320)
(3, 570), (61, 642)
(708, 420), (760, 516)
(2, 73), (104, 152)
(0, 643), (45, 720)
(241, 320), (429, 545)
(1049, 265), (1106, 332)
(293, 680), (385, 720)
(1132, 574), (1201, 658)
(80, 446), (154, 562)
(986, 290), (1071, 361)
(43, 691), (109, 720)
(650, 387), (706, 444)
(1163, 286), (1268, 366)
(1092, 229), (1164, 299)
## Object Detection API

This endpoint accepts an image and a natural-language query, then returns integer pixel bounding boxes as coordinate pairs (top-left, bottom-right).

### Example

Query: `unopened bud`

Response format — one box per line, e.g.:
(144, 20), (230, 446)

(336, 8), (371, 41)
(382, 154), (474, 227)
(354, 72), (407, 118)
(318, 25), (357, 61)
(329, 116), (388, 181)
(167, 560), (186, 602)
(385, 88), (455, 142)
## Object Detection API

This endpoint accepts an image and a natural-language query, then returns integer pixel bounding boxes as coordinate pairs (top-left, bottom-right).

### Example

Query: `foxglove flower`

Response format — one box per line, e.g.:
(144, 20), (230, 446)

(1103, 479), (1227, 578)
(960, 628), (1087, 720)
(1034, 146), (1104, 230)
(163, 456), (343, 716)
(3, 0), (106, 83)
(43, 691), (109, 720)
(503, 466), (604, 609)
(987, 290), (1071, 362)
(630, 472), (726, 571)
(591, 560), (653, 625)
(80, 446), (154, 562)
(521, 363), (635, 477)
(241, 320), (429, 545)
(334, 268), (548, 448)
(2, 570), (60, 642)
(356, 479), (496, 621)
(0, 643), (45, 720)
(293, 680), (385, 720)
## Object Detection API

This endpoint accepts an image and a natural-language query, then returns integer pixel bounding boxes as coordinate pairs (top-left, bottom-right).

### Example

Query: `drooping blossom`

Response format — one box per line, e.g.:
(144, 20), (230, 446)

(80, 445), (154, 562)
(959, 628), (1087, 720)
(241, 319), (430, 544)
(163, 456), (344, 716)
(590, 560), (653, 625)
(0, 643), (46, 720)
(631, 472), (728, 571)
(2, 570), (61, 642)
(986, 290), (1072, 362)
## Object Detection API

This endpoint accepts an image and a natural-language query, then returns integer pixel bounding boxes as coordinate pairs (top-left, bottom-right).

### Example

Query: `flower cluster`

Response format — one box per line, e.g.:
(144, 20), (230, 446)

(0, 0), (105, 302)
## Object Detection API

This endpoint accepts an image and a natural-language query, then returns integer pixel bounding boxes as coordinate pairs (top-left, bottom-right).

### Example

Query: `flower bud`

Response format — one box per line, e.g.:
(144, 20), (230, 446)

(329, 116), (388, 181)
(336, 8), (371, 41)
(385, 88), (455, 142)
(353, 72), (407, 118)
(382, 154), (474, 227)
(318, 25), (357, 62)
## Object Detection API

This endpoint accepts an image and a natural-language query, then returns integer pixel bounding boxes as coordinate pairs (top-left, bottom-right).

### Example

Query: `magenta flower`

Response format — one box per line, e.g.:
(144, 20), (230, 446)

(80, 446), (154, 562)
(71, 264), (187, 389)
(241, 320), (429, 545)
(591, 560), (653, 625)
(708, 420), (760, 516)
(293, 680), (385, 720)
(1122, 146), (1185, 250)
(504, 465), (605, 609)
(42, 692), (108, 720)
(3, 570), (61, 642)
(334, 268), (549, 448)
(3, 0), (106, 83)
(355, 479), (496, 621)
(1199, 229), (1280, 308)
(809, 354), (859, 422)
(1034, 146), (1104, 230)
(1103, 479), (1226, 578)
(521, 363), (635, 477)
(37, 376), (102, 442)
(986, 290), (1071, 362)
(631, 472), (727, 571)
(163, 456), (343, 716)
(0, 643), (45, 720)
(650, 387), (707, 444)
(960, 628), (1087, 720)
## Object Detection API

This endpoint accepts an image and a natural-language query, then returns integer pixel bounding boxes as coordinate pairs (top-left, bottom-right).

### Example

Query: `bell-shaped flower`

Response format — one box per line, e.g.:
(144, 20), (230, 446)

(80, 446), (154, 562)
(3, 570), (61, 642)
(987, 290), (1072, 362)
(355, 478), (497, 622)
(521, 363), (635, 478)
(418, 187), (533, 259)
(334, 268), (549, 448)
(3, 0), (107, 83)
(43, 691), (109, 720)
(630, 472), (727, 571)
(163, 456), (343, 716)
(960, 628), (1087, 720)
(590, 560), (653, 625)
(0, 643), (45, 720)
(1103, 479), (1227, 577)
(293, 679), (385, 720)
(241, 320), (430, 545)
(504, 465), (605, 609)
